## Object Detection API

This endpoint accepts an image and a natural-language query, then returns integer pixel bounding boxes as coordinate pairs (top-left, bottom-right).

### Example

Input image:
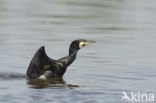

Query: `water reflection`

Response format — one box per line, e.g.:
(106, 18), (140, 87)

(0, 72), (79, 89)
(27, 78), (79, 89)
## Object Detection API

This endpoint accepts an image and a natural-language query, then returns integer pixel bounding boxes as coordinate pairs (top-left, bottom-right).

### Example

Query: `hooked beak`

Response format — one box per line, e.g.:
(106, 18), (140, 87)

(86, 40), (96, 44)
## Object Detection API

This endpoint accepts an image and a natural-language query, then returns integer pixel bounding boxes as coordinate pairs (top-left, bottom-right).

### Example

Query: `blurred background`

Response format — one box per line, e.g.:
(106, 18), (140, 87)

(0, 0), (156, 103)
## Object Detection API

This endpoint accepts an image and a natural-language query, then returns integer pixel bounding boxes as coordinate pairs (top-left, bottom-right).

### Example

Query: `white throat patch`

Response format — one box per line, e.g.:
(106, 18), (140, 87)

(79, 42), (84, 48)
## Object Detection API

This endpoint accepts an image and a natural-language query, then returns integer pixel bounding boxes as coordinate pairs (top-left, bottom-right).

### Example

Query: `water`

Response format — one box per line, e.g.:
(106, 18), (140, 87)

(0, 0), (156, 103)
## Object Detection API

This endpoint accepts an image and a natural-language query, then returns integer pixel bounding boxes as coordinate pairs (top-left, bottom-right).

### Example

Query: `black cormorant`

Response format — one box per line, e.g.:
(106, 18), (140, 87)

(26, 39), (95, 79)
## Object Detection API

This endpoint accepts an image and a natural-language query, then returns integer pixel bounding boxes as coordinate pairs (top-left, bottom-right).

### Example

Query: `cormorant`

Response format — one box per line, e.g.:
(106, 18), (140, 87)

(26, 39), (95, 79)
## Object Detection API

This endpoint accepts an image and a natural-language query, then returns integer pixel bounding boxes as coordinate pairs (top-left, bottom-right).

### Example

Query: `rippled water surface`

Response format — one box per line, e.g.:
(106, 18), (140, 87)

(0, 0), (156, 103)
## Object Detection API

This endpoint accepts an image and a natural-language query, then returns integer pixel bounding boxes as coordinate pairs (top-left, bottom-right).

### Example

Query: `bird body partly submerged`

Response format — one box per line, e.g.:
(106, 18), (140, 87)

(26, 39), (95, 79)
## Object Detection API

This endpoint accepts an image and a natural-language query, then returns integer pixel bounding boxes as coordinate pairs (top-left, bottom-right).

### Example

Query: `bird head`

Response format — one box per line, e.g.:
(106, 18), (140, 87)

(69, 39), (95, 54)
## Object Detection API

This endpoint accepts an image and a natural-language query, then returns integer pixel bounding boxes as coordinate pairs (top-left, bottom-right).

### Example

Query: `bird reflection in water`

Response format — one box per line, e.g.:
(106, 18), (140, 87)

(27, 78), (80, 89)
(0, 72), (79, 89)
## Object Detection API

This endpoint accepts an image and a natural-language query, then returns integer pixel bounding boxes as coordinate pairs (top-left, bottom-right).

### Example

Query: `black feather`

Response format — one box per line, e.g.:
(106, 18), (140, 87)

(26, 46), (56, 79)
(26, 39), (89, 79)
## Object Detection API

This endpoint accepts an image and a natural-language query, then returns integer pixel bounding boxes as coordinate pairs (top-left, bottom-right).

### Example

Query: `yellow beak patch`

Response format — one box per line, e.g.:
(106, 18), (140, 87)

(81, 41), (88, 46)
(79, 41), (88, 48)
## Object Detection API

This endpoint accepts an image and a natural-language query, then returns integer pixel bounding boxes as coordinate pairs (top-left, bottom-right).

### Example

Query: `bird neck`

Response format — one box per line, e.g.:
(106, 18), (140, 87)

(67, 51), (77, 66)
